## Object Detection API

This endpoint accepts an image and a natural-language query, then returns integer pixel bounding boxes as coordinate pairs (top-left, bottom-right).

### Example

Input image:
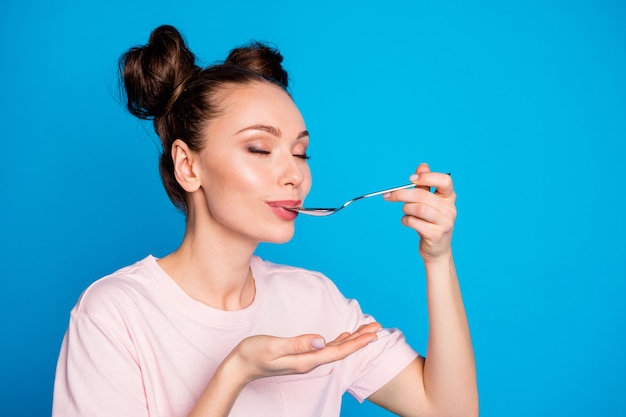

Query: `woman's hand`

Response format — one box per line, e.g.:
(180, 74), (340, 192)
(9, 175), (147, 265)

(189, 322), (381, 417)
(231, 322), (381, 382)
(384, 163), (457, 263)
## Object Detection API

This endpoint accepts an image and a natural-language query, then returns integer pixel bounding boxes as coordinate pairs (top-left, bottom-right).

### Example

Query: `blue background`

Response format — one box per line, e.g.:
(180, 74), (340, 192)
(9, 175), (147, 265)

(1, 0), (625, 416)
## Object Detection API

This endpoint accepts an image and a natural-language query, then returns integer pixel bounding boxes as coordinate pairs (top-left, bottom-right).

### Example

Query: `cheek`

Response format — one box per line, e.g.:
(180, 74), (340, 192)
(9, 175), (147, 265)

(235, 164), (268, 188)
(205, 152), (265, 190)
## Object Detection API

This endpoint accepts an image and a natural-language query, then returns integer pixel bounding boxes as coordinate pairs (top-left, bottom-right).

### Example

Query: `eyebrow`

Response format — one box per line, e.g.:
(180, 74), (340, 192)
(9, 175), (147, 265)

(236, 124), (309, 139)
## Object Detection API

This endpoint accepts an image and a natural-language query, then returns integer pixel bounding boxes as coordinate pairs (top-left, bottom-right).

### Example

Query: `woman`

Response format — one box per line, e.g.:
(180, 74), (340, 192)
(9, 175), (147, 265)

(53, 25), (477, 417)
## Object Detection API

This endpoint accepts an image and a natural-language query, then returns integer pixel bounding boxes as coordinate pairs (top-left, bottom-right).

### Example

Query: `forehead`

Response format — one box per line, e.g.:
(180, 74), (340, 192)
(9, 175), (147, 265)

(211, 81), (306, 134)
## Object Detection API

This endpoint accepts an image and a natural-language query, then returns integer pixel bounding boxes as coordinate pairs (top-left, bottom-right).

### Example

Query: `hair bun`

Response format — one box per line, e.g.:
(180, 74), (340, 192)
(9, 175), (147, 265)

(225, 42), (289, 88)
(120, 24), (199, 119)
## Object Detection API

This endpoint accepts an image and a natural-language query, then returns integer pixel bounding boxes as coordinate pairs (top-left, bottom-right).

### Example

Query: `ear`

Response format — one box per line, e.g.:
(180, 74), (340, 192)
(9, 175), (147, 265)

(171, 139), (201, 193)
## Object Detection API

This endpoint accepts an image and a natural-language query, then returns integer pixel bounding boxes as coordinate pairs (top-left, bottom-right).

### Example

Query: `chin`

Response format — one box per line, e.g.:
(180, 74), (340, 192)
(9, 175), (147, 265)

(262, 226), (296, 244)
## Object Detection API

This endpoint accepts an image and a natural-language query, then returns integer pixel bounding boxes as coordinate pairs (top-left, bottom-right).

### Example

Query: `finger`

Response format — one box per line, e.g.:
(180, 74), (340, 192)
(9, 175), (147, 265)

(402, 213), (454, 239)
(416, 162), (431, 175)
(290, 323), (381, 355)
(330, 331), (379, 353)
(384, 186), (441, 205)
(384, 169), (454, 202)
(413, 171), (454, 197)
(414, 163), (431, 192)
(312, 332), (378, 363)
(277, 331), (379, 374)
(353, 322), (382, 335)
(402, 200), (456, 226)
(386, 189), (456, 226)
(332, 332), (352, 343)
(283, 334), (327, 354)
(338, 322), (382, 341)
(327, 322), (381, 347)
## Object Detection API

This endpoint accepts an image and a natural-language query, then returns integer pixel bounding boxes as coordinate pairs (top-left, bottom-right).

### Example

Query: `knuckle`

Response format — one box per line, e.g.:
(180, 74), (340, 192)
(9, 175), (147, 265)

(402, 215), (416, 229)
(297, 337), (313, 353)
(268, 342), (283, 357)
(450, 207), (457, 222)
(415, 203), (428, 217)
(403, 202), (423, 217)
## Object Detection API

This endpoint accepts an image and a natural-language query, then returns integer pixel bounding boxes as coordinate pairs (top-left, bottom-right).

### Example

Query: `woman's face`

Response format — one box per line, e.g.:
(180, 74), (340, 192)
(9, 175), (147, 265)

(195, 81), (312, 244)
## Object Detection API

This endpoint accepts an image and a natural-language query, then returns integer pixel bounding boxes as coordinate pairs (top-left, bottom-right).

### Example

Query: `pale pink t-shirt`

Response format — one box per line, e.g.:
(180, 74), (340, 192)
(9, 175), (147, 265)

(53, 256), (418, 417)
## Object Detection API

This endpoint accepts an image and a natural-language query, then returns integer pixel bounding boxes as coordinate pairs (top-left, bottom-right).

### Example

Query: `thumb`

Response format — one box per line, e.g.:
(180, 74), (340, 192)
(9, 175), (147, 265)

(416, 162), (431, 174)
(413, 163), (431, 191)
(290, 334), (326, 353)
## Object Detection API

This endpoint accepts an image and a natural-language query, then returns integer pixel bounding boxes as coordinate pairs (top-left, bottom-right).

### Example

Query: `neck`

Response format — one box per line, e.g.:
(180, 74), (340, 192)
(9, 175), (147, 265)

(158, 200), (258, 311)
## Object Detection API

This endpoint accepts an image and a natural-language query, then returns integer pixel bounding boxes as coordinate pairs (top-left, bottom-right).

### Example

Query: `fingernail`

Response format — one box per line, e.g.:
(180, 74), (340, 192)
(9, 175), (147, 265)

(312, 338), (326, 350)
(382, 192), (391, 199)
(410, 174), (419, 182)
(369, 335), (379, 344)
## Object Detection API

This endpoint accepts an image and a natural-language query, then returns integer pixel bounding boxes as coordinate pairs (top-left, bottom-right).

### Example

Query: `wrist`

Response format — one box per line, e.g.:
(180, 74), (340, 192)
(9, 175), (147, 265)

(222, 347), (255, 388)
(422, 248), (454, 268)
(187, 351), (250, 417)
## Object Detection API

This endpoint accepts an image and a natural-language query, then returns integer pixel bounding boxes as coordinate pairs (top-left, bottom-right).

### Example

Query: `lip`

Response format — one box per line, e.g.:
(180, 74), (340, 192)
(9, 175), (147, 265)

(266, 200), (301, 221)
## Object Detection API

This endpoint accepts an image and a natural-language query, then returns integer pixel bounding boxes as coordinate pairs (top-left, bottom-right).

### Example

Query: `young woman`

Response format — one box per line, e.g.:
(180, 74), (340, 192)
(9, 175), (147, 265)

(53, 25), (477, 417)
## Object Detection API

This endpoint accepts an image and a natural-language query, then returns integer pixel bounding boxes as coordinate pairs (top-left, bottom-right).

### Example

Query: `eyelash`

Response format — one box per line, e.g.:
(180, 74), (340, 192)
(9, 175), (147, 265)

(248, 148), (270, 155)
(248, 147), (310, 160)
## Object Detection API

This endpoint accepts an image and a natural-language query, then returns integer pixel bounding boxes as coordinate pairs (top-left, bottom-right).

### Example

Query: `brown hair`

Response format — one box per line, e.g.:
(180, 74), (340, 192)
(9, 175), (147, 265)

(119, 25), (289, 212)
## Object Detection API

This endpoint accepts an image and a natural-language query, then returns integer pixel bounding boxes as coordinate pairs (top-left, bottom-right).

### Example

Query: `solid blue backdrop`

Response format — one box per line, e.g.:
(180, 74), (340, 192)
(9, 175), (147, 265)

(1, 0), (624, 416)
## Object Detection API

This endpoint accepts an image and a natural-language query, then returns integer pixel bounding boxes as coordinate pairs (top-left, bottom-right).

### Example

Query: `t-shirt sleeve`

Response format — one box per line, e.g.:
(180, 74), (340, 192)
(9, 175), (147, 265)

(52, 308), (149, 417)
(321, 277), (420, 403)
(345, 325), (419, 403)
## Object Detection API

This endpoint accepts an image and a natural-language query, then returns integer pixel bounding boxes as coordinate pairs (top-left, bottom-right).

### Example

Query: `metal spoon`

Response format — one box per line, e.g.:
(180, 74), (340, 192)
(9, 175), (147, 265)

(285, 183), (417, 217)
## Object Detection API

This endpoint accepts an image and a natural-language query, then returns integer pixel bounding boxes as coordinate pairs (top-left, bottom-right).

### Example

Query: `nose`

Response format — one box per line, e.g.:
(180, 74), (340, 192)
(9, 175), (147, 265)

(279, 153), (306, 187)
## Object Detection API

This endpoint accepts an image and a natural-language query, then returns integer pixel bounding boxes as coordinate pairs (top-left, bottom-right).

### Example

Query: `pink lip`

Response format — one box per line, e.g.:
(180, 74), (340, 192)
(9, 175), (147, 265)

(267, 200), (301, 221)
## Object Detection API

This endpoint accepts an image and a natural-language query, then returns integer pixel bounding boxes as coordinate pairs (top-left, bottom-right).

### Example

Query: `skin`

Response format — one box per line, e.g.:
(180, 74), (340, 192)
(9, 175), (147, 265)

(371, 165), (478, 417)
(159, 81), (477, 417)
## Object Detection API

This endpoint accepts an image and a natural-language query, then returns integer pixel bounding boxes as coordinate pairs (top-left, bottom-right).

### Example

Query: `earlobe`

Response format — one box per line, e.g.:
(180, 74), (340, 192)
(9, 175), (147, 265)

(172, 139), (201, 192)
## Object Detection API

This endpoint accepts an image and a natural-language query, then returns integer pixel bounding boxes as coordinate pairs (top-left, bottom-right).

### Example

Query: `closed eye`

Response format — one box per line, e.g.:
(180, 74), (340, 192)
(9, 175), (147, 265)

(294, 153), (311, 160)
(248, 147), (271, 155)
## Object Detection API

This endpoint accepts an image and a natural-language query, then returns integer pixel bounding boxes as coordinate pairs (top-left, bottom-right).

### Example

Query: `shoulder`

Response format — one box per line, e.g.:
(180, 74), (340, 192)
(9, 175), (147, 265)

(72, 256), (157, 319)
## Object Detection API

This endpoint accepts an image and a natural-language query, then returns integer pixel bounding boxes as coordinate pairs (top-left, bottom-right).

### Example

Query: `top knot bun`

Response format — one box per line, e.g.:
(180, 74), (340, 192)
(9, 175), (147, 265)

(225, 42), (289, 88)
(119, 25), (200, 119)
